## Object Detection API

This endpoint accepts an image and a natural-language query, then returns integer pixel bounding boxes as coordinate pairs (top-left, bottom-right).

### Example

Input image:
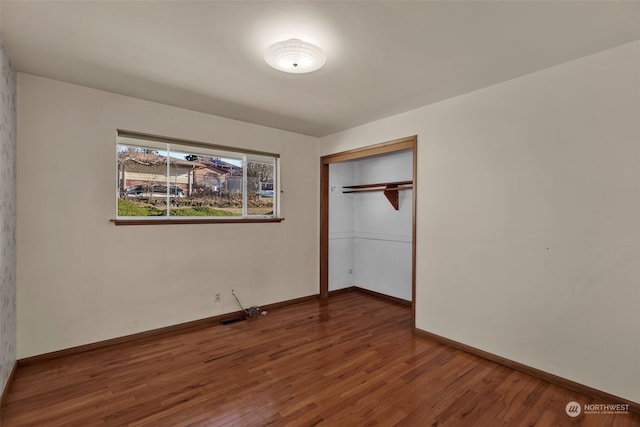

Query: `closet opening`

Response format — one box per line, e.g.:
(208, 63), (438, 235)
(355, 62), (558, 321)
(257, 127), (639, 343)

(320, 136), (417, 326)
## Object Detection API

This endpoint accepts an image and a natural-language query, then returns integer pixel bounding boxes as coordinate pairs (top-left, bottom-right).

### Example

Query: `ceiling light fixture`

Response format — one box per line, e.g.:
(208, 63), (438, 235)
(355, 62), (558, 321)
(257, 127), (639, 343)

(264, 39), (326, 74)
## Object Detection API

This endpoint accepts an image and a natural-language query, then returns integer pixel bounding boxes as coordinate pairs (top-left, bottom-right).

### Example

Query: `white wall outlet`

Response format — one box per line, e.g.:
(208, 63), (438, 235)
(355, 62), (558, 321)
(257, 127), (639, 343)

(214, 291), (221, 303)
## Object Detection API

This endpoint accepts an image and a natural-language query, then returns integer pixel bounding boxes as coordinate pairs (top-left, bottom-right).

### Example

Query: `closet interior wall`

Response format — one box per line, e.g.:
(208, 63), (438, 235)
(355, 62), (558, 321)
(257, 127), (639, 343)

(329, 150), (413, 301)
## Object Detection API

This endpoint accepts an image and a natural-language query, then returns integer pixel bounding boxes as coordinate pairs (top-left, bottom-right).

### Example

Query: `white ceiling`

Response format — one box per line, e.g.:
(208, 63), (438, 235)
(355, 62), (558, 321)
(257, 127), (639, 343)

(2, 1), (640, 137)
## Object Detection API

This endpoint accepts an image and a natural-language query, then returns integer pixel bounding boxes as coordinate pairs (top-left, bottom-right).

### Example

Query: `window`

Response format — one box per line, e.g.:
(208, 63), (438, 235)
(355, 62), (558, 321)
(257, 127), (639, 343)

(116, 131), (279, 220)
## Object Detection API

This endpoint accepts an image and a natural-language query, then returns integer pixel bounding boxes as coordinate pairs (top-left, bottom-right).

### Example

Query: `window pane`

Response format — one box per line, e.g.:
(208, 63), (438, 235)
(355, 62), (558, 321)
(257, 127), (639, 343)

(116, 134), (279, 219)
(167, 149), (243, 217)
(117, 144), (168, 217)
(246, 159), (275, 216)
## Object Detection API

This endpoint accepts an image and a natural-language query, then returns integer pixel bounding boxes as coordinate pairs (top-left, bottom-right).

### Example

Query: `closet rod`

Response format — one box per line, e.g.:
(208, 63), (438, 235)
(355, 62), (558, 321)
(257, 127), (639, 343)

(342, 187), (413, 194)
(342, 180), (413, 210)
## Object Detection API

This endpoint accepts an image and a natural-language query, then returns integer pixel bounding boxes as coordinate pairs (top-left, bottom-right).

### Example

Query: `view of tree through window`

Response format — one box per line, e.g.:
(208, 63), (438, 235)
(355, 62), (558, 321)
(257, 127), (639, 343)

(117, 135), (277, 218)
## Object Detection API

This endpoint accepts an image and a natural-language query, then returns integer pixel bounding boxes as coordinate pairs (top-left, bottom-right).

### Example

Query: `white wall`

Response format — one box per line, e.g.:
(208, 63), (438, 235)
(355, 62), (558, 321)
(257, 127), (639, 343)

(320, 41), (640, 403)
(0, 39), (17, 394)
(329, 151), (413, 301)
(17, 74), (319, 358)
(328, 161), (355, 290)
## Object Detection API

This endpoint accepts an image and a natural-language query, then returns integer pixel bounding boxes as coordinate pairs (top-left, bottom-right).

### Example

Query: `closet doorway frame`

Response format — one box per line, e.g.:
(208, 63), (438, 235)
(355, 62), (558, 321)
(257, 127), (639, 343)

(320, 135), (417, 326)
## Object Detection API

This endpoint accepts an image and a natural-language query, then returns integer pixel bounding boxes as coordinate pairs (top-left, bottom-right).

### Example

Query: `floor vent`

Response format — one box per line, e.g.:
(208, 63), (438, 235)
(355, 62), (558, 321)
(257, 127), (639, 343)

(220, 317), (246, 325)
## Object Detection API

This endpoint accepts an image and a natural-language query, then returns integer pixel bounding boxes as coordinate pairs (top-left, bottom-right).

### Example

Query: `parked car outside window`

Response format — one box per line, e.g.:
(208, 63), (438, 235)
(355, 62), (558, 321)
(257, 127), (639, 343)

(123, 184), (185, 197)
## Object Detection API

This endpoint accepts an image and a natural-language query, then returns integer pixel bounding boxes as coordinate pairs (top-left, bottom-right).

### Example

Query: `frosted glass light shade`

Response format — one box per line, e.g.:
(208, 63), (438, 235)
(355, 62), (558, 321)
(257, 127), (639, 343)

(264, 39), (326, 74)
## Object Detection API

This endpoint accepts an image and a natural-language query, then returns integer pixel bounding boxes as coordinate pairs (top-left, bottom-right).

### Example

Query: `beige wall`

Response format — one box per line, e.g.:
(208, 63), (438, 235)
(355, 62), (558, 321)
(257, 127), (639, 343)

(17, 74), (319, 358)
(320, 41), (640, 403)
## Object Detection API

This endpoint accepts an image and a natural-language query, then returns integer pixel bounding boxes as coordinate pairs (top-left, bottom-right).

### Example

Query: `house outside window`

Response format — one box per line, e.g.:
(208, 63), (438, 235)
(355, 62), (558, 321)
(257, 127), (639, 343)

(116, 132), (278, 219)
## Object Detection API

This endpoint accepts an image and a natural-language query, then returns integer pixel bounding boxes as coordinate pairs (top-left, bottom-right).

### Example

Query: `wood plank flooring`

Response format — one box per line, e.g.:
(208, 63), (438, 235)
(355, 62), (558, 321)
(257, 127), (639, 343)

(1, 291), (638, 426)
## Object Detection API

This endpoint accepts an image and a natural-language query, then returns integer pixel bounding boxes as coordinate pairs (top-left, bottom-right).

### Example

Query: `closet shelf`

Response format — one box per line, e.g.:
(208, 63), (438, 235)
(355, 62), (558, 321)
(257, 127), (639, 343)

(342, 180), (413, 210)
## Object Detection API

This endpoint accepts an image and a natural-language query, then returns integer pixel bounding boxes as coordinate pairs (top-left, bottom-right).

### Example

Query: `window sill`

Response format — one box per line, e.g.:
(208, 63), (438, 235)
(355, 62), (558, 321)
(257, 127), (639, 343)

(110, 217), (284, 226)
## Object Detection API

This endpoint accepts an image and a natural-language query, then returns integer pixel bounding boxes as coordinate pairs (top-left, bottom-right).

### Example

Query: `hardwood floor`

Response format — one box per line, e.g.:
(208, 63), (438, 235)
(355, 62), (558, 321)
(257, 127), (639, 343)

(1, 292), (638, 426)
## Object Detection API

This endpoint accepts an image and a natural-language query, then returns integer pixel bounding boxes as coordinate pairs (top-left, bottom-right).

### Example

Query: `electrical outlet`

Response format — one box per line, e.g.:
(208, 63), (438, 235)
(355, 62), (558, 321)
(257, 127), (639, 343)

(348, 268), (353, 274)
(214, 291), (221, 303)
